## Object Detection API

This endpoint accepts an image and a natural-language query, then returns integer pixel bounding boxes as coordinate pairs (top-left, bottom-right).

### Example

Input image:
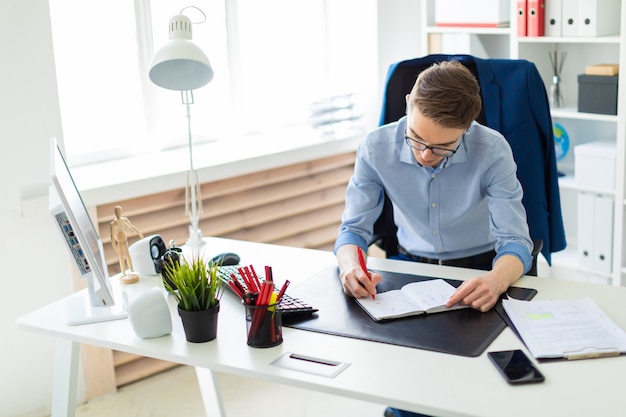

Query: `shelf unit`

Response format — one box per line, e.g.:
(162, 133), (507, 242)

(419, 0), (626, 286)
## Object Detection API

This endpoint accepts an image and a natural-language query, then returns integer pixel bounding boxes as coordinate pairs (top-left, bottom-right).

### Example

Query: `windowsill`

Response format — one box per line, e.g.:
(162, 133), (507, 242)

(73, 128), (363, 207)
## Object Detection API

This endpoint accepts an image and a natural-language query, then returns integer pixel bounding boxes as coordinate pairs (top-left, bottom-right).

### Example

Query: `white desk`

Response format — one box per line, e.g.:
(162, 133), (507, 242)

(17, 238), (626, 417)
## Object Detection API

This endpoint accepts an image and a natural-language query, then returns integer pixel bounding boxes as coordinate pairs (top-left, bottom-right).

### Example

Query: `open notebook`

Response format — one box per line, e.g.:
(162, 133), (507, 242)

(355, 278), (467, 321)
(286, 266), (537, 357)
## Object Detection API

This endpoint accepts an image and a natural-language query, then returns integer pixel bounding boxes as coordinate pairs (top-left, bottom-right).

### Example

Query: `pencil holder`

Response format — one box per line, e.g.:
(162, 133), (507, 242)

(245, 303), (283, 348)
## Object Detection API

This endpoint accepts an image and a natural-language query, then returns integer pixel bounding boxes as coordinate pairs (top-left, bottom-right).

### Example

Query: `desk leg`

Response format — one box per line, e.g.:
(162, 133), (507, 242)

(194, 367), (226, 417)
(51, 339), (80, 417)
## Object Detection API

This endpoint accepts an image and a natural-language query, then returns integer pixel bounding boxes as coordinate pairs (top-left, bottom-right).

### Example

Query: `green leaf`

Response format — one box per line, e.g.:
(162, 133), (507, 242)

(162, 253), (223, 311)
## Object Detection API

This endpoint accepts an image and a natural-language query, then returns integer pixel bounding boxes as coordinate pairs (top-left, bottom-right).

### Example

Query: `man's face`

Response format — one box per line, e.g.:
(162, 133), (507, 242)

(405, 105), (465, 168)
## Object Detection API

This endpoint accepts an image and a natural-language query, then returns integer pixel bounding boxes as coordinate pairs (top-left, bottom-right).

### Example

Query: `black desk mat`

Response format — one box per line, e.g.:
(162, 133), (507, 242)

(286, 266), (536, 357)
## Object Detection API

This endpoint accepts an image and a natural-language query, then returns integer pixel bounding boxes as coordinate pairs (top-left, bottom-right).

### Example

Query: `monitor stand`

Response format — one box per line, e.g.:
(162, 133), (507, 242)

(65, 288), (127, 326)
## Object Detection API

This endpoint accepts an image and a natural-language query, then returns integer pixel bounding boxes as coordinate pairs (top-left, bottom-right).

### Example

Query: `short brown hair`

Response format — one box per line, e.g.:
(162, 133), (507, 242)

(408, 60), (482, 129)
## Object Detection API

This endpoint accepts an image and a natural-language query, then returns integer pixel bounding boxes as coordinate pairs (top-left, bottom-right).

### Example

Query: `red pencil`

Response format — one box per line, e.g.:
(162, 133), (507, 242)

(230, 273), (246, 295)
(238, 267), (256, 293)
(357, 247), (375, 299)
(276, 280), (290, 302)
(227, 280), (244, 299)
(244, 266), (260, 293)
(258, 280), (272, 306)
(249, 265), (263, 291)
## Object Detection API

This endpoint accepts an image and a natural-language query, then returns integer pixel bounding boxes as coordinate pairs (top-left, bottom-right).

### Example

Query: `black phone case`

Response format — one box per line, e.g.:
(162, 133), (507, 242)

(488, 350), (545, 384)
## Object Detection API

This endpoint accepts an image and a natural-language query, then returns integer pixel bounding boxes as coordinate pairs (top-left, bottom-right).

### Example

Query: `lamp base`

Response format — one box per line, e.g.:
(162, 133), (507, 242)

(186, 226), (206, 248)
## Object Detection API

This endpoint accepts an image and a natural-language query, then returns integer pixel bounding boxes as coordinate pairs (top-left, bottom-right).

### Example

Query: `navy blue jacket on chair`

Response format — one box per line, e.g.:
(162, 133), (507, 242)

(374, 54), (566, 264)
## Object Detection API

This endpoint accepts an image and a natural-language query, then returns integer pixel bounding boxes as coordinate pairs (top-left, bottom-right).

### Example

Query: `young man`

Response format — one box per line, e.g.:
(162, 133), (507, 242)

(335, 60), (533, 313)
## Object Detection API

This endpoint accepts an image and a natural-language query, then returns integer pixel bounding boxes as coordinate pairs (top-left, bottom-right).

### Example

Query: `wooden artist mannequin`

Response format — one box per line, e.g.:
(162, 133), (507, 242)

(110, 205), (144, 284)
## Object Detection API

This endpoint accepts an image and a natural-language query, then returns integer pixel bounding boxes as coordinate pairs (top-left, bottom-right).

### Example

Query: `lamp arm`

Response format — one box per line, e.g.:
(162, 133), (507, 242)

(182, 90), (195, 171)
(181, 90), (204, 247)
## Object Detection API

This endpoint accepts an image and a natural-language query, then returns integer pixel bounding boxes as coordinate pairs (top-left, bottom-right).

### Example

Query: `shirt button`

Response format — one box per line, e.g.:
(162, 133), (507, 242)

(431, 174), (436, 179)
(432, 230), (437, 235)
(431, 203), (436, 208)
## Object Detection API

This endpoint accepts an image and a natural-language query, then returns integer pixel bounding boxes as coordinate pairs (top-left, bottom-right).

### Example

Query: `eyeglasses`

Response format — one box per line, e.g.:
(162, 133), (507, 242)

(404, 131), (464, 157)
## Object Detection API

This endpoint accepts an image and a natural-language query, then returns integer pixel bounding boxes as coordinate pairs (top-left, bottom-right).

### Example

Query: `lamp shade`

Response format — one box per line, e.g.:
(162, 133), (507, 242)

(149, 14), (214, 91)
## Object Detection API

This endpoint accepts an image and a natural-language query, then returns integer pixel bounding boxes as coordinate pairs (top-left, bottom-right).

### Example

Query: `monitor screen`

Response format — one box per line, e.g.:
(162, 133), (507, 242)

(49, 137), (126, 325)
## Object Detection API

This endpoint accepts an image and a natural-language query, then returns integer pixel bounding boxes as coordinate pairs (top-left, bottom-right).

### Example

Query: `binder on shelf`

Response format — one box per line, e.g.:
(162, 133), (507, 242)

(577, 192), (594, 269)
(517, 0), (528, 36)
(527, 0), (545, 36)
(578, 0), (620, 37)
(593, 195), (613, 273)
(561, 0), (580, 36)
(577, 192), (614, 273)
(545, 0), (562, 37)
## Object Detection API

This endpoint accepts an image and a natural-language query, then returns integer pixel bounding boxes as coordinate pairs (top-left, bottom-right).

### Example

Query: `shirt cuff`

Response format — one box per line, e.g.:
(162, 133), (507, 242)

(494, 242), (533, 274)
(334, 233), (369, 255)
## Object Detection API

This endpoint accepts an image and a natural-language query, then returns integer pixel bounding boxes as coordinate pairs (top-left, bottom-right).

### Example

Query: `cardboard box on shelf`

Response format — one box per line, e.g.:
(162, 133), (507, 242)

(585, 64), (619, 76)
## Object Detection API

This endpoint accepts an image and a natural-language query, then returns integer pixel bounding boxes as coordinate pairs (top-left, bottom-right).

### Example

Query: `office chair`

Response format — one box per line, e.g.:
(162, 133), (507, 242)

(372, 55), (566, 276)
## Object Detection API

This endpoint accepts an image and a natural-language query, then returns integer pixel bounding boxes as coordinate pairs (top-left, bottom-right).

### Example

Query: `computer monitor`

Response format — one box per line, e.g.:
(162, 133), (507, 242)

(49, 137), (126, 325)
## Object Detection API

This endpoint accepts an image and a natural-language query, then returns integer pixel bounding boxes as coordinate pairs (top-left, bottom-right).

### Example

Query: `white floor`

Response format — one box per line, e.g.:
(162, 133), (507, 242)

(75, 365), (387, 417)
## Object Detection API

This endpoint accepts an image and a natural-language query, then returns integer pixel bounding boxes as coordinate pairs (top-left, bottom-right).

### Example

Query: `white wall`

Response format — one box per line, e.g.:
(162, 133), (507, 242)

(0, 1), (425, 415)
(0, 1), (79, 416)
(376, 0), (424, 101)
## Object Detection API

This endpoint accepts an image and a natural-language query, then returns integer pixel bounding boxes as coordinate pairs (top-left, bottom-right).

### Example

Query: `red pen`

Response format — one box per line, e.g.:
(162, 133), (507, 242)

(357, 247), (375, 299)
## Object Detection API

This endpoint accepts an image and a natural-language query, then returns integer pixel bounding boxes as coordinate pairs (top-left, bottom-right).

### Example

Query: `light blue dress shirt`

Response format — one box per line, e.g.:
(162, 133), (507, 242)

(335, 116), (533, 273)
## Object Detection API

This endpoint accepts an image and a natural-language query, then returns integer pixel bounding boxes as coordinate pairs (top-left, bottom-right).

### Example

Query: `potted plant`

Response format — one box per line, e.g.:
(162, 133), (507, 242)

(162, 254), (223, 342)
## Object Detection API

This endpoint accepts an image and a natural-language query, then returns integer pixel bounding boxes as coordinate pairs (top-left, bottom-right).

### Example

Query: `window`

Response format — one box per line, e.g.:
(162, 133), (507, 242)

(49, 0), (378, 167)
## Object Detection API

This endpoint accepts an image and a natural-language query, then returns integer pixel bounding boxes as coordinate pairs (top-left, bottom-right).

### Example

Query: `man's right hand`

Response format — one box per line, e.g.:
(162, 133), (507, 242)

(336, 244), (382, 298)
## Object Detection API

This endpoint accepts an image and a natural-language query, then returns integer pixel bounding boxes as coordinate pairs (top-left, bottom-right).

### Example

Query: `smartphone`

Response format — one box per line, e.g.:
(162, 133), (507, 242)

(487, 349), (545, 385)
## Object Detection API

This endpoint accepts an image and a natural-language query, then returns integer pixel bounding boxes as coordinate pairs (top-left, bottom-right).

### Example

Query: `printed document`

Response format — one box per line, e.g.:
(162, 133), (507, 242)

(503, 297), (626, 359)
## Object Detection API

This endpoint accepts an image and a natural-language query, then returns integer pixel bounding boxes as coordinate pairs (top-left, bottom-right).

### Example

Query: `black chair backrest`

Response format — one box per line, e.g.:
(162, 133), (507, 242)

(380, 60), (486, 126)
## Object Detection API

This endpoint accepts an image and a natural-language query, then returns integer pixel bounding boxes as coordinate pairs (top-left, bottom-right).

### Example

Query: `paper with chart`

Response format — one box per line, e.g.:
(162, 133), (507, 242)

(503, 296), (626, 359)
(355, 278), (467, 321)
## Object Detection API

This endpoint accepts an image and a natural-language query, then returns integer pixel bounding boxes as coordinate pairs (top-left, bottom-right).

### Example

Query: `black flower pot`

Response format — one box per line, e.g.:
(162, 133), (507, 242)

(177, 302), (220, 343)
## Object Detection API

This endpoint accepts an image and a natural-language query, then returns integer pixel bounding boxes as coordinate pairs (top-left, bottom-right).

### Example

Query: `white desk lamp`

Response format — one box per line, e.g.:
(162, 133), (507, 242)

(149, 8), (213, 248)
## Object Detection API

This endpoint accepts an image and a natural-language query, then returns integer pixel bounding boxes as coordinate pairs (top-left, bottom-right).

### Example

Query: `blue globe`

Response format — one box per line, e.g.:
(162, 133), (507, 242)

(553, 123), (569, 162)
